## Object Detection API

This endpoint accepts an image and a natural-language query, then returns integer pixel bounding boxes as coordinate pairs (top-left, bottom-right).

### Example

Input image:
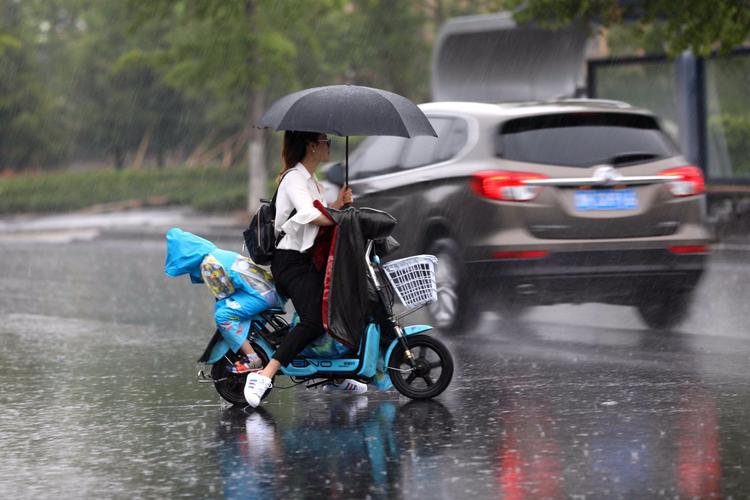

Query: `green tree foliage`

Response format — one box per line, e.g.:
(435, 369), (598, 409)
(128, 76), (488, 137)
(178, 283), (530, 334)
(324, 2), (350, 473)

(0, 0), (68, 169)
(125, 1), (338, 126)
(508, 0), (750, 56)
(326, 0), (431, 101)
(0, 0), (206, 169)
(710, 114), (750, 174)
(123, 1), (349, 205)
(6, 0), (746, 175)
(0, 0), (517, 173)
(67, 0), (203, 169)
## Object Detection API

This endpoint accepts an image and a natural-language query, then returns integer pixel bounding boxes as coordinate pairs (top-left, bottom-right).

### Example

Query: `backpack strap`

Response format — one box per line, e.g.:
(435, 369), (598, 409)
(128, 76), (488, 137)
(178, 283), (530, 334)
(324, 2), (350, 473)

(270, 169), (297, 246)
(268, 168), (295, 205)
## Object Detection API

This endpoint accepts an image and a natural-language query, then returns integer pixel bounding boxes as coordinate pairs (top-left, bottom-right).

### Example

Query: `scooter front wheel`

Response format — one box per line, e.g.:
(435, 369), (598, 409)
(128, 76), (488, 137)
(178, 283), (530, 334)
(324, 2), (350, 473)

(211, 342), (272, 406)
(388, 335), (453, 399)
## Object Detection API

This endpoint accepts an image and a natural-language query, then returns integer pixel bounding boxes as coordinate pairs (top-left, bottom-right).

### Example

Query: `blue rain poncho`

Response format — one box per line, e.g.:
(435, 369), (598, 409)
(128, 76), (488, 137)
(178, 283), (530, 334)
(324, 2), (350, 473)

(165, 228), (281, 361)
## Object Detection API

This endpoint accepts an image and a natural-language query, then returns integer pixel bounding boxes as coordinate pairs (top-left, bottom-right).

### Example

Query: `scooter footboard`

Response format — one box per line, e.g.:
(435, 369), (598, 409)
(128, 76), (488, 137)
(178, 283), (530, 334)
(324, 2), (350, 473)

(260, 324), (382, 378)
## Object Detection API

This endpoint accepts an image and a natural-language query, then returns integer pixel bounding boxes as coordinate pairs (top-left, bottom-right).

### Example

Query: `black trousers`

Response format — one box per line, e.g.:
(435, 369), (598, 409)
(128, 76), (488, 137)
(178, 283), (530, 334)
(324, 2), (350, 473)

(271, 249), (326, 366)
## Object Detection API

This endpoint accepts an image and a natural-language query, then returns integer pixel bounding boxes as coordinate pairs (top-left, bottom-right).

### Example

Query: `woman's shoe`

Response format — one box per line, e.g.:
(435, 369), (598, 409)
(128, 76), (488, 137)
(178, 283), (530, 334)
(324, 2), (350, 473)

(324, 379), (368, 395)
(244, 373), (273, 407)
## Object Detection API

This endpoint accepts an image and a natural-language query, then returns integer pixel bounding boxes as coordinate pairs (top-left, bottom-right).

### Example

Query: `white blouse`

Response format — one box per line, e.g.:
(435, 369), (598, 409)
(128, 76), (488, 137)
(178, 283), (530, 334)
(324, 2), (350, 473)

(275, 163), (328, 253)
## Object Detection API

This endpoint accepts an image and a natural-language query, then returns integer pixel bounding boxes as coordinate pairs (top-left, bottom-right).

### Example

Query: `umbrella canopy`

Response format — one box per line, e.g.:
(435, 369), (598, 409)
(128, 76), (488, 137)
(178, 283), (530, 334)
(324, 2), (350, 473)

(257, 84), (437, 138)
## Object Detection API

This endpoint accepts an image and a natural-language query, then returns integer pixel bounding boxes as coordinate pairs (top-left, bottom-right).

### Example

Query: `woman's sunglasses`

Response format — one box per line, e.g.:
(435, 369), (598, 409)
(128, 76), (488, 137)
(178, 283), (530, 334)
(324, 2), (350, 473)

(317, 138), (331, 147)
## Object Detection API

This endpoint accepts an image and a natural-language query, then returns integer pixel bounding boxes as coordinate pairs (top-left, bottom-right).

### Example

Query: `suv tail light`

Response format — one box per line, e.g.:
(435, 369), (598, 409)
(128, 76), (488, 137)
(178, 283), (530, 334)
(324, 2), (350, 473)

(660, 166), (705, 197)
(471, 170), (548, 201)
(668, 245), (710, 254)
(493, 250), (549, 260)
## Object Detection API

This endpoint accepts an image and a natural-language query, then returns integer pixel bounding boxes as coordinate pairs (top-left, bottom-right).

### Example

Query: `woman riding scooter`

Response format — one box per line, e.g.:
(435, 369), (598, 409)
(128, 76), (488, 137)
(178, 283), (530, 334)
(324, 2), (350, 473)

(244, 130), (363, 407)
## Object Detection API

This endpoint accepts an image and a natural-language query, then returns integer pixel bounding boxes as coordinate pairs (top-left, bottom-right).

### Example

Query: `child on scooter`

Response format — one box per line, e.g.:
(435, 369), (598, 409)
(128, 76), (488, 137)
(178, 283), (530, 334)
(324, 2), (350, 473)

(165, 228), (279, 372)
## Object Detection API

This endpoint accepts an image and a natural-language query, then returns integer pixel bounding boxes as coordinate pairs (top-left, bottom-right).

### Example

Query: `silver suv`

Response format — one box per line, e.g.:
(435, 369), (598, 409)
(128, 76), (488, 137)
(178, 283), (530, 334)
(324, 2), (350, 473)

(325, 100), (711, 331)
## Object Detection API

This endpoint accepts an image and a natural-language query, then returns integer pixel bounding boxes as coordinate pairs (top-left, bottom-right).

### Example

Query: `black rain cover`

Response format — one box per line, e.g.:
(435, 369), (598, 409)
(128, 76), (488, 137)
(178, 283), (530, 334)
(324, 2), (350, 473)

(322, 207), (397, 349)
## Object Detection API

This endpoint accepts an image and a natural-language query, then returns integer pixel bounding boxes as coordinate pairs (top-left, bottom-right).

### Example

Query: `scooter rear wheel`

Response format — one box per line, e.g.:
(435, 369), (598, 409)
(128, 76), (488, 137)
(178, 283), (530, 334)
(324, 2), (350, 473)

(212, 342), (272, 406)
(388, 335), (453, 399)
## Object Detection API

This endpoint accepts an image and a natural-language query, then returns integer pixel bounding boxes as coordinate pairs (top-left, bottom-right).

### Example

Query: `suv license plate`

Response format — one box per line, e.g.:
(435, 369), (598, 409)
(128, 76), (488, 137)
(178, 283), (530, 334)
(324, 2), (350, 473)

(574, 189), (638, 211)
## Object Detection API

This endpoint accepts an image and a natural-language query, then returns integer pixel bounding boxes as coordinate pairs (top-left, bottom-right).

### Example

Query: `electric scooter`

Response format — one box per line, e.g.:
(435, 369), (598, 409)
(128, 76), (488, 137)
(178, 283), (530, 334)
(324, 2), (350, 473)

(198, 241), (453, 404)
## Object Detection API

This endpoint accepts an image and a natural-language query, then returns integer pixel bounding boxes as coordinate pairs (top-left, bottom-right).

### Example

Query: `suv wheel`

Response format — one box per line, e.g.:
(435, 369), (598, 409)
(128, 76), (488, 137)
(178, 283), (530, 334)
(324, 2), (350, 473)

(427, 238), (480, 333)
(636, 289), (692, 330)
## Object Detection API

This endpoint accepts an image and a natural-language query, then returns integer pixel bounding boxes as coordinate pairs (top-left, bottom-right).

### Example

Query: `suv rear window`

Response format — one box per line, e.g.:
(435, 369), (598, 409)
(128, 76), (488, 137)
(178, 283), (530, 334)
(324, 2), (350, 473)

(350, 116), (468, 179)
(496, 112), (677, 167)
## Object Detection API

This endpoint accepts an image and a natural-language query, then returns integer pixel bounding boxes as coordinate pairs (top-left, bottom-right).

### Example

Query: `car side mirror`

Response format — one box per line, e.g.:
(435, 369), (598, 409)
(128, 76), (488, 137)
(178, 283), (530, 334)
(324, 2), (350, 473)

(325, 162), (345, 186)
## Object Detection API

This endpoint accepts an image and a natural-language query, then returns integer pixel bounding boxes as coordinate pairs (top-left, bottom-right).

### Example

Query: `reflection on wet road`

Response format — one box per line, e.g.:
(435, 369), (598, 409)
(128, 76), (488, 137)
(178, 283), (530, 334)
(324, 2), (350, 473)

(214, 397), (458, 499)
(0, 239), (748, 498)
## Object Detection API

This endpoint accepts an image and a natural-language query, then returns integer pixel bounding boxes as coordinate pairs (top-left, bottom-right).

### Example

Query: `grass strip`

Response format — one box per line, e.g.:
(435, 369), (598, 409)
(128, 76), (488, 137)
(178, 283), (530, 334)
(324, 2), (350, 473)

(0, 165), (249, 215)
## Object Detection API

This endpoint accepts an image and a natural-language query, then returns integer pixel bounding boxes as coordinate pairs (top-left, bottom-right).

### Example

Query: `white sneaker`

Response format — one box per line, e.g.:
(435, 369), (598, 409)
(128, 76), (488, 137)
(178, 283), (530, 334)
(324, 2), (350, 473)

(244, 373), (273, 408)
(324, 378), (368, 395)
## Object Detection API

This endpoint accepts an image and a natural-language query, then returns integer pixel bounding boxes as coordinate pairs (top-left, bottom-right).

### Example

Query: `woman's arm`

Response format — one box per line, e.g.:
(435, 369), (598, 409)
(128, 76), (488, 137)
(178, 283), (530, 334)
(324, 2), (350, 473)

(312, 199), (336, 226)
(283, 173), (330, 226)
(311, 213), (335, 226)
(314, 186), (351, 224)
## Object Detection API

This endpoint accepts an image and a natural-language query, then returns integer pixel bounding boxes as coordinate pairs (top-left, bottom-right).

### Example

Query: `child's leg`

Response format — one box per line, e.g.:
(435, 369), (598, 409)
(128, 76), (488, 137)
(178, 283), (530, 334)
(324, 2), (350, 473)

(215, 290), (269, 372)
(214, 291), (266, 353)
(240, 340), (256, 357)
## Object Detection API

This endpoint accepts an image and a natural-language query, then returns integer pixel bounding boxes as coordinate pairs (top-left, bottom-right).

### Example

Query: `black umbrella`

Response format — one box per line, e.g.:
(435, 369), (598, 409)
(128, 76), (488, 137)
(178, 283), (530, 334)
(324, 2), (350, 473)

(257, 84), (436, 185)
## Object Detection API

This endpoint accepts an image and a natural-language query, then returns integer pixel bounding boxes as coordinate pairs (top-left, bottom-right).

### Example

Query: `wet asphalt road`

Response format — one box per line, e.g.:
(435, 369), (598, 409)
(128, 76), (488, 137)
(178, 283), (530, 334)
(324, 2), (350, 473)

(0, 238), (748, 499)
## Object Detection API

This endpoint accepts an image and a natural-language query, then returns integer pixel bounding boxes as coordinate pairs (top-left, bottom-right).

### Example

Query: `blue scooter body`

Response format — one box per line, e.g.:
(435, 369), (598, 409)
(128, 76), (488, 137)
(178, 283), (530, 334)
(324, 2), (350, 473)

(202, 240), (453, 403)
(249, 323), (433, 381)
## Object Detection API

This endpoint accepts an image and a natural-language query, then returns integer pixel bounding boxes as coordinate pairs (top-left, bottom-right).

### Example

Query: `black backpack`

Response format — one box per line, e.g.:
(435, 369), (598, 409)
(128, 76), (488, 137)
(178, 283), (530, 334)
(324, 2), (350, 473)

(243, 173), (295, 265)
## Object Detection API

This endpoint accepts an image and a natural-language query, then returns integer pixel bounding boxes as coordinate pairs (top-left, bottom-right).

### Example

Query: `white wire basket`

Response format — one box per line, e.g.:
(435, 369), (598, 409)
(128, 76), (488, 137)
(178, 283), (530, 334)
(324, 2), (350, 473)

(382, 255), (438, 309)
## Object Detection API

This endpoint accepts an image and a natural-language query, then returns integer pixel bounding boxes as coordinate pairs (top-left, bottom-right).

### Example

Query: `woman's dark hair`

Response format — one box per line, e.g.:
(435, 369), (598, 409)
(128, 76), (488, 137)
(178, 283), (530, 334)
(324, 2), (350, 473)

(278, 130), (320, 182)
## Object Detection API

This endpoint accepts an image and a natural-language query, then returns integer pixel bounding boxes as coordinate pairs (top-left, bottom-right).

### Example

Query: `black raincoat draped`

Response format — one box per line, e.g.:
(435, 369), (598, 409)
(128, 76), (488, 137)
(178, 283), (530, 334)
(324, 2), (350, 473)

(319, 205), (397, 349)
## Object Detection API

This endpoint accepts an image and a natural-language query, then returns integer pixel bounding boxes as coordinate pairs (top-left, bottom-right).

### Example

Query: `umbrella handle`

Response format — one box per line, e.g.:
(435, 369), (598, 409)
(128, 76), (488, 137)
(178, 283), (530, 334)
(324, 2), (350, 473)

(343, 135), (352, 208)
(345, 136), (349, 186)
